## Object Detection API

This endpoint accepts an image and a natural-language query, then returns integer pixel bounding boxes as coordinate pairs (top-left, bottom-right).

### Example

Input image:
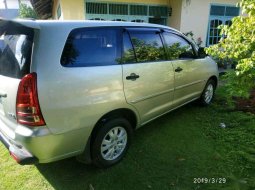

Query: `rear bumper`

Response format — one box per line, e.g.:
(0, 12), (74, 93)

(0, 129), (38, 165)
(0, 116), (92, 164)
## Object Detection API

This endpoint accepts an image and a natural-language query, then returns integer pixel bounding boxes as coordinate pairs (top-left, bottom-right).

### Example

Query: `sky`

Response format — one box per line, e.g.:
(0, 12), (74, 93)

(0, 0), (31, 9)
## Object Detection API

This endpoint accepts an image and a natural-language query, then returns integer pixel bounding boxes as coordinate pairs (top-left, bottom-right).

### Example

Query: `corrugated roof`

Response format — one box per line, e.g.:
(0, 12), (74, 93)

(30, 0), (52, 19)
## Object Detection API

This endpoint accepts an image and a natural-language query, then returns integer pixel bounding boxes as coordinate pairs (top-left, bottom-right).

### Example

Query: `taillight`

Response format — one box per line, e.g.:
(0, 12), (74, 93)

(16, 73), (46, 126)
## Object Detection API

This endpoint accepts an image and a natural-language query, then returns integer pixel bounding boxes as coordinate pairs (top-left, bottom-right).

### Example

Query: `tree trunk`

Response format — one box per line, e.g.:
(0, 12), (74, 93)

(18, 0), (21, 8)
(3, 0), (8, 9)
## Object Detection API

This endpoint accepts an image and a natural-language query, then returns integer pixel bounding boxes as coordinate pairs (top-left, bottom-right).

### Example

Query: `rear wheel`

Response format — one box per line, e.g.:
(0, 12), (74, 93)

(200, 79), (216, 106)
(91, 118), (133, 168)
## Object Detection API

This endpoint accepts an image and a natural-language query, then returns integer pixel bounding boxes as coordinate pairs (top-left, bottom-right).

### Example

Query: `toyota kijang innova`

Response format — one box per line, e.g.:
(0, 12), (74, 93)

(0, 19), (218, 168)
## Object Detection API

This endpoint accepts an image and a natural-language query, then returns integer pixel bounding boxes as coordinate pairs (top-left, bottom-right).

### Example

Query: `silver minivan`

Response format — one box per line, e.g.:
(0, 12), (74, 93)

(0, 19), (218, 168)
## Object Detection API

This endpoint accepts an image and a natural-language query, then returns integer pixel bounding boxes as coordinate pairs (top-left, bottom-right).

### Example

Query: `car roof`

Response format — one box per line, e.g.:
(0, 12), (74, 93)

(3, 19), (179, 33)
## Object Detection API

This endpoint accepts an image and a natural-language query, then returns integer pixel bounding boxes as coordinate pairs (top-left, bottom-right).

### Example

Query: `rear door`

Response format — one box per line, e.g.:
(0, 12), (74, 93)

(122, 28), (175, 124)
(0, 20), (34, 129)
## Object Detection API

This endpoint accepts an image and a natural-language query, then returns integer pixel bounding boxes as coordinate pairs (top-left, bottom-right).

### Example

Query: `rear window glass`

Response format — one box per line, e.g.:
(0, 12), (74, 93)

(0, 33), (33, 79)
(61, 27), (121, 67)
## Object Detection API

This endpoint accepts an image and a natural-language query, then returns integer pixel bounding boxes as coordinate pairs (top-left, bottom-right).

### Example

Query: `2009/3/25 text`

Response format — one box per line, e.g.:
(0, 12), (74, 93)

(193, 178), (227, 184)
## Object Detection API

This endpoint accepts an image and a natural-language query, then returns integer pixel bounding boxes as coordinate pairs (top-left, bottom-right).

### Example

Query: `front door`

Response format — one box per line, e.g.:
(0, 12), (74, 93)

(162, 32), (205, 107)
(122, 28), (175, 124)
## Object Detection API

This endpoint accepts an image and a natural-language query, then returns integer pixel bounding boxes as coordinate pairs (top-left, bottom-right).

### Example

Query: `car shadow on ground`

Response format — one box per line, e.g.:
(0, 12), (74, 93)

(36, 158), (101, 189)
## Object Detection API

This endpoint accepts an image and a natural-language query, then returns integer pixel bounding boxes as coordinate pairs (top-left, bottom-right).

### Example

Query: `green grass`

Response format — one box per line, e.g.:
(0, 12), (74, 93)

(1, 87), (255, 190)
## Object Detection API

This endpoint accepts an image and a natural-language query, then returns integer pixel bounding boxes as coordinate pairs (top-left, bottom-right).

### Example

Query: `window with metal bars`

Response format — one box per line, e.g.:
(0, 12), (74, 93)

(207, 5), (240, 46)
(86, 2), (168, 17)
(130, 5), (147, 16)
(109, 4), (128, 15)
(86, 2), (107, 14)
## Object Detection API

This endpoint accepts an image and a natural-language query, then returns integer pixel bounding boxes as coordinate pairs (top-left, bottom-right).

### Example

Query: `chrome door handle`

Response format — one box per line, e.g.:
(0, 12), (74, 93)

(175, 67), (183, 72)
(126, 73), (140, 81)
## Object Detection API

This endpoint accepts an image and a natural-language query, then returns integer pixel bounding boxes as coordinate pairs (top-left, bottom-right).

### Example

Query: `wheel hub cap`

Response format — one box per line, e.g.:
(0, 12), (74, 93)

(204, 84), (214, 104)
(101, 126), (127, 161)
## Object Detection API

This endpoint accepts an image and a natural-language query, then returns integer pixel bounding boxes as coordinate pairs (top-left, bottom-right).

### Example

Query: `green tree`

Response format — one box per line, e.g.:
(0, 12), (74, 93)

(206, 0), (255, 98)
(19, 3), (38, 19)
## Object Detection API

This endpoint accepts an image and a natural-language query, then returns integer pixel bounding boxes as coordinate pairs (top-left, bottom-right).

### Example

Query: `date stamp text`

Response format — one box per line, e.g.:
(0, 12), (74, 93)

(193, 178), (227, 184)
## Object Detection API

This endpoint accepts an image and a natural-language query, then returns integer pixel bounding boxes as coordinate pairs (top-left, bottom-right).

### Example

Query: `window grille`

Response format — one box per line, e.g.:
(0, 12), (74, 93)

(109, 4), (128, 15)
(86, 2), (107, 14)
(130, 5), (147, 16)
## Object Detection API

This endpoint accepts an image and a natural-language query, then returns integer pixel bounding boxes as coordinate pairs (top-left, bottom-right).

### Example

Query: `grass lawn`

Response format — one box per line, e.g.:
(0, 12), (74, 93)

(1, 86), (255, 190)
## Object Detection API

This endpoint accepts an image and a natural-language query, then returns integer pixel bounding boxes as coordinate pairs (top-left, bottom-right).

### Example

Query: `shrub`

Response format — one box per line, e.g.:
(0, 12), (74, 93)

(206, 0), (255, 98)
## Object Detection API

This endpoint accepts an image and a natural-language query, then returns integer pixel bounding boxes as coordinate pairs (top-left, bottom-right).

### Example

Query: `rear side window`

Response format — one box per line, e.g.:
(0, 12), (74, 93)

(61, 28), (121, 67)
(0, 33), (33, 79)
(123, 29), (165, 63)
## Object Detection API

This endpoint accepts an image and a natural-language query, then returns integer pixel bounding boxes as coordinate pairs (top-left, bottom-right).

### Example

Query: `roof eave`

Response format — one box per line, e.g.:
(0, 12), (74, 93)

(30, 0), (53, 19)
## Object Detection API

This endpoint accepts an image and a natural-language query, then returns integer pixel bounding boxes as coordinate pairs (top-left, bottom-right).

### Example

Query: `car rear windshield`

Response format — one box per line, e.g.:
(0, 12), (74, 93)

(0, 29), (33, 79)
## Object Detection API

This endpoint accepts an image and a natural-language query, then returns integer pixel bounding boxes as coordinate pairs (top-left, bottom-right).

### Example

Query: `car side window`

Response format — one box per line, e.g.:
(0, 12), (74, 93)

(163, 32), (195, 60)
(122, 29), (166, 63)
(61, 28), (121, 67)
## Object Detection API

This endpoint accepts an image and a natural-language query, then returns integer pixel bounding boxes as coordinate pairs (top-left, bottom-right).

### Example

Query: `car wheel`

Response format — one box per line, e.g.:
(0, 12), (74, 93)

(200, 79), (216, 106)
(91, 118), (133, 168)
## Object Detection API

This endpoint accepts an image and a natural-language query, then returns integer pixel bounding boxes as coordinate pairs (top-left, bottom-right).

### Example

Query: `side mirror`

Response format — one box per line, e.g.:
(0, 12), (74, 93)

(198, 47), (207, 58)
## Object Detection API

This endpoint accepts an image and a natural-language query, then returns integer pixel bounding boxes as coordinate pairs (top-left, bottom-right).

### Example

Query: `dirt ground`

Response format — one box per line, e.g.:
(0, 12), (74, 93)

(235, 90), (255, 114)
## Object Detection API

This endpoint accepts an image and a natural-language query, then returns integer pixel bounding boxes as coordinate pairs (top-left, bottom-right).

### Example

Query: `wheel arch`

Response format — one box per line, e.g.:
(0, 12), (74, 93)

(77, 108), (138, 164)
(93, 108), (137, 133)
(90, 108), (138, 144)
(208, 75), (218, 88)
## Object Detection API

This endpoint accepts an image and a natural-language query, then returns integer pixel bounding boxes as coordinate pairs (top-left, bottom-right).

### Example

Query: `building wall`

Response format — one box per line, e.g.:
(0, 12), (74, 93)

(53, 0), (171, 20)
(179, 0), (239, 46)
(55, 0), (85, 20)
(51, 0), (240, 46)
(169, 0), (182, 30)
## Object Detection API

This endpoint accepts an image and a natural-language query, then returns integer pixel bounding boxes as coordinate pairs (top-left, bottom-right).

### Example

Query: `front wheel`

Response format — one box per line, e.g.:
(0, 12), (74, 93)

(199, 79), (216, 106)
(91, 118), (133, 168)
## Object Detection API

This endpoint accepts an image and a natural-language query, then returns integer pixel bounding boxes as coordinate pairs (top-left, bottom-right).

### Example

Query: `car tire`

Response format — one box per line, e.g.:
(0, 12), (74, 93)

(91, 118), (133, 168)
(199, 79), (216, 106)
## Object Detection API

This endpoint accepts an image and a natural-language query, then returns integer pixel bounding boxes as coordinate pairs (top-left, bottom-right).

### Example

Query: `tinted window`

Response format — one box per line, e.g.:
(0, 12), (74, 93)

(163, 33), (195, 60)
(128, 30), (165, 63)
(61, 28), (121, 67)
(0, 33), (33, 79)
